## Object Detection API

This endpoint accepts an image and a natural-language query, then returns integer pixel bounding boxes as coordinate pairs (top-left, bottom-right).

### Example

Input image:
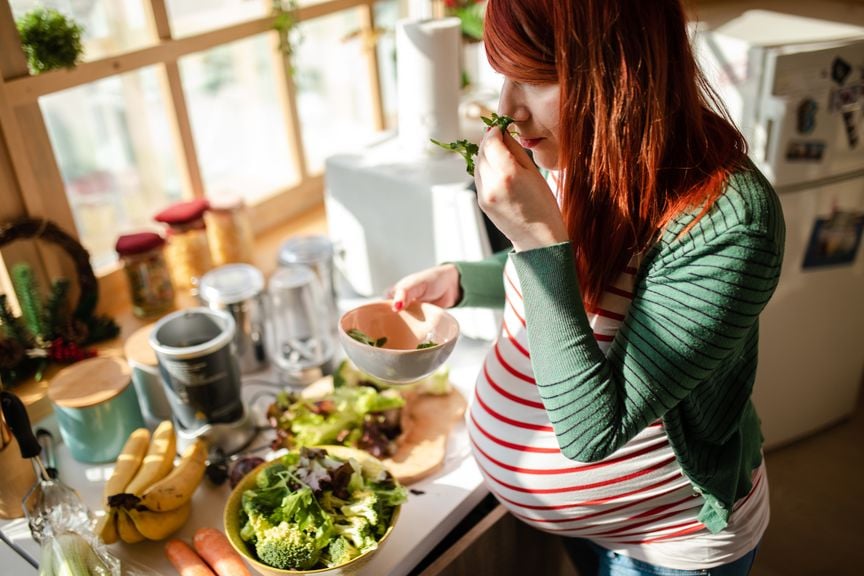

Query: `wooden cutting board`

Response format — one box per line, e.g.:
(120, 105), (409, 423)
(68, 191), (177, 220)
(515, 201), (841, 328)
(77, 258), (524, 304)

(301, 377), (467, 485)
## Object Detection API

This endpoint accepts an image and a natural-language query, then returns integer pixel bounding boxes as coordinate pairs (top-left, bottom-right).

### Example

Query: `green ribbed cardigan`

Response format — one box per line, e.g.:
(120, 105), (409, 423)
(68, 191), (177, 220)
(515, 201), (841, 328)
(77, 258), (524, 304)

(453, 166), (785, 532)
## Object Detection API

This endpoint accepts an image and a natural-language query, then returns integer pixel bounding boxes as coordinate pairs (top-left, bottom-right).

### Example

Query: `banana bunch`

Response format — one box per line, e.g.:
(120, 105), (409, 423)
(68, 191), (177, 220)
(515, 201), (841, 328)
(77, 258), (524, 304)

(96, 421), (208, 544)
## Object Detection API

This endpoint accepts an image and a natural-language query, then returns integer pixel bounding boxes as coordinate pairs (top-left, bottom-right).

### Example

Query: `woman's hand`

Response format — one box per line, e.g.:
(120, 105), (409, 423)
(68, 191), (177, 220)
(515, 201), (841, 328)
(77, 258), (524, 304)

(475, 128), (568, 251)
(387, 264), (461, 311)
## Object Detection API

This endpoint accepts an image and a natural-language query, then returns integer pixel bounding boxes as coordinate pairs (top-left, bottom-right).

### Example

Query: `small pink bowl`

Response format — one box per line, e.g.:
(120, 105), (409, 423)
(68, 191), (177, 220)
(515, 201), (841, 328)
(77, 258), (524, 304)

(338, 300), (459, 384)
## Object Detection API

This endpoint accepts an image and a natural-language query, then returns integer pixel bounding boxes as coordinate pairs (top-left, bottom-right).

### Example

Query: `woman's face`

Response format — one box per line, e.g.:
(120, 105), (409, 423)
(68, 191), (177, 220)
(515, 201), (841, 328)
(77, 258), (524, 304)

(497, 78), (561, 170)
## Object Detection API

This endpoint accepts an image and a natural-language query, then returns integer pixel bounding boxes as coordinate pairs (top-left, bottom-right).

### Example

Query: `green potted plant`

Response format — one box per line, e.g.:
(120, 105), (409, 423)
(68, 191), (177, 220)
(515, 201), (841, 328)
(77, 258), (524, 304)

(443, 0), (485, 43)
(16, 7), (85, 74)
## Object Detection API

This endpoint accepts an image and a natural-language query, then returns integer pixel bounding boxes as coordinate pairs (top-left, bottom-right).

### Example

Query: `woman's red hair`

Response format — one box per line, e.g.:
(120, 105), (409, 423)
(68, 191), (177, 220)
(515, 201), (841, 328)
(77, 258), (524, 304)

(484, 0), (747, 308)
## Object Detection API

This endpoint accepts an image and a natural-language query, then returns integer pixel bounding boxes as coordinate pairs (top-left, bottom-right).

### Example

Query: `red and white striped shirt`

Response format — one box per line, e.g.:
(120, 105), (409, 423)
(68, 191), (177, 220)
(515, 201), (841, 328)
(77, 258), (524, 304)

(466, 255), (769, 569)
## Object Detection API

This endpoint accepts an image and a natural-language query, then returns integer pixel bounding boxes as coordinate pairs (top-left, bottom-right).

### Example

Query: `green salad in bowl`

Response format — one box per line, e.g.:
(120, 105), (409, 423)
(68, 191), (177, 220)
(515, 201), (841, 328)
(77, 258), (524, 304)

(224, 445), (407, 575)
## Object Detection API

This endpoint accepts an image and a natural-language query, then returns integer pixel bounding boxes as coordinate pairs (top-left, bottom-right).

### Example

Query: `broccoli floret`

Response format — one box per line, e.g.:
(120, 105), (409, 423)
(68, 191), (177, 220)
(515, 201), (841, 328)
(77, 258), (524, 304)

(240, 512), (274, 543)
(340, 490), (381, 526)
(255, 522), (321, 571)
(319, 490), (348, 514)
(341, 485), (406, 536)
(333, 516), (378, 551)
(324, 536), (361, 567)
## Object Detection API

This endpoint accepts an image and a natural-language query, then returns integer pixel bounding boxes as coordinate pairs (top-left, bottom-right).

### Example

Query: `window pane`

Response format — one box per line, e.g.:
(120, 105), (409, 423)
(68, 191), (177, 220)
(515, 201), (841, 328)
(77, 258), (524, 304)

(165, 0), (268, 38)
(9, 0), (153, 61)
(374, 0), (405, 131)
(294, 7), (387, 172)
(180, 34), (299, 204)
(40, 67), (185, 269)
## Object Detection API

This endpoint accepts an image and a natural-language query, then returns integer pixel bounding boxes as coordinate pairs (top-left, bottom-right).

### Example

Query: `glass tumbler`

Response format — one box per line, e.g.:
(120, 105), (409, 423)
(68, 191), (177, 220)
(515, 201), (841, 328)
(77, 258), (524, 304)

(267, 265), (334, 386)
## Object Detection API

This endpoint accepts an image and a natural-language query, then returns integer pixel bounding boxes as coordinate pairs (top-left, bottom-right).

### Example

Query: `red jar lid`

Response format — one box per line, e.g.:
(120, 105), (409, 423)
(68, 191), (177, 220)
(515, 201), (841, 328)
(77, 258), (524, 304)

(115, 232), (165, 256)
(153, 198), (209, 226)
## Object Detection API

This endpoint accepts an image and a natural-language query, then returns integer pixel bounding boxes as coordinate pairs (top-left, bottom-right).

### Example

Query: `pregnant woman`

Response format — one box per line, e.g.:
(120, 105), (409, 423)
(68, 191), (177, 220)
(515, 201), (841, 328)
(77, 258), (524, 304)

(388, 0), (785, 574)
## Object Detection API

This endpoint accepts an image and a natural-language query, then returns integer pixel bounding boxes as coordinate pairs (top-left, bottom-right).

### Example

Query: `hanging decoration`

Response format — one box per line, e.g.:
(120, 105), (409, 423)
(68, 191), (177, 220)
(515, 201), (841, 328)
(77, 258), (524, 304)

(0, 218), (119, 386)
(272, 0), (303, 73)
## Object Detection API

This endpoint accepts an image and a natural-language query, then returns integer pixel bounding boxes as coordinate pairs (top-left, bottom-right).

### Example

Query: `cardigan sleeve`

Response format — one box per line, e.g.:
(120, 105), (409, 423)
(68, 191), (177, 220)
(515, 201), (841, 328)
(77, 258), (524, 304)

(450, 249), (510, 309)
(510, 218), (783, 462)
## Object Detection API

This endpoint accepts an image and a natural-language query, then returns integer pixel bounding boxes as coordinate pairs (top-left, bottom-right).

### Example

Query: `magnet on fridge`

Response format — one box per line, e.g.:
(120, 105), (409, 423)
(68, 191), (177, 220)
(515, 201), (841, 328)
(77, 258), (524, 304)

(830, 57), (851, 85)
(786, 140), (825, 162)
(802, 210), (864, 269)
(796, 98), (818, 134)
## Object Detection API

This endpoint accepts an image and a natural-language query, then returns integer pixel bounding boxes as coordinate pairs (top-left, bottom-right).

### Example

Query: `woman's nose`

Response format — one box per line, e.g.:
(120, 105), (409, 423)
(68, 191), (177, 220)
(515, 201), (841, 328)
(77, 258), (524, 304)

(498, 80), (529, 122)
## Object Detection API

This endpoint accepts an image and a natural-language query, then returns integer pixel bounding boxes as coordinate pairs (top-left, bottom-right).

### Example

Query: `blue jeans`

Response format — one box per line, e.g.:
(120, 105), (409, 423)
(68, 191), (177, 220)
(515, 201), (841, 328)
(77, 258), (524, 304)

(561, 538), (759, 576)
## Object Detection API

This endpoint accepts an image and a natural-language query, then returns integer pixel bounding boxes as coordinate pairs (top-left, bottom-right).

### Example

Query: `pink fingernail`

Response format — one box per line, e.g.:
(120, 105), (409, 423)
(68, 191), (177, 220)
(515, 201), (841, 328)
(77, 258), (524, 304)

(394, 300), (404, 311)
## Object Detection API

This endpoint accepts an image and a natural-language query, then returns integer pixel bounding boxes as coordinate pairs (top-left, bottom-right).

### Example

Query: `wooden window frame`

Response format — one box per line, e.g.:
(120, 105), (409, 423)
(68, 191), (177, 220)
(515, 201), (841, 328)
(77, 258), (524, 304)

(0, 0), (386, 311)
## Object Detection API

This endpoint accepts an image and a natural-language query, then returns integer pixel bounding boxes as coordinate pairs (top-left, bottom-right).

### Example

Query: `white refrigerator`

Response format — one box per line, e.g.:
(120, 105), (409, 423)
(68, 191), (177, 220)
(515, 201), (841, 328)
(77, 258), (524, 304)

(694, 10), (864, 448)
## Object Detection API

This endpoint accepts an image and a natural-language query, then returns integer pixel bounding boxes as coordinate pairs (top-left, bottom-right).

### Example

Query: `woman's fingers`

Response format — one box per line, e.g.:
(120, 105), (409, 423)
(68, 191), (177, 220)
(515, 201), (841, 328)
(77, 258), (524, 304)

(480, 125), (533, 172)
(389, 282), (420, 311)
(501, 128), (536, 169)
(389, 265), (460, 311)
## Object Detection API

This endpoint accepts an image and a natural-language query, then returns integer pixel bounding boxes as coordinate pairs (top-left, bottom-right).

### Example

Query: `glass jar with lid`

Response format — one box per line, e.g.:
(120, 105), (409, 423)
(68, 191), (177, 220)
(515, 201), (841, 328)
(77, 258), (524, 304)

(115, 231), (175, 318)
(204, 195), (254, 266)
(154, 198), (213, 293)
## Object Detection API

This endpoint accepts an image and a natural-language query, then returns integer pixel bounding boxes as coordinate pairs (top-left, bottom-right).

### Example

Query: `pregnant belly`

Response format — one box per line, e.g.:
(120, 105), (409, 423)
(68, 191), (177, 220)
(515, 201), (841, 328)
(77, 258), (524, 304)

(467, 377), (705, 542)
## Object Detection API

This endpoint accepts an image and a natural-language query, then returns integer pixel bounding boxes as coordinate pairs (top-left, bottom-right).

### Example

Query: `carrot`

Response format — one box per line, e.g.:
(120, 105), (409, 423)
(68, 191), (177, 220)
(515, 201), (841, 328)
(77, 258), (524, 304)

(165, 539), (216, 576)
(192, 527), (252, 576)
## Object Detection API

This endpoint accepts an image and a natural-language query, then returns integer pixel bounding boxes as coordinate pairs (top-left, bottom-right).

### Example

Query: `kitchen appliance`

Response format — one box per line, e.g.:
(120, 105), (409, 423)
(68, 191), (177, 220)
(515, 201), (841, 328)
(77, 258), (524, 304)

(267, 264), (335, 386)
(1, 391), (90, 544)
(277, 235), (340, 339)
(694, 9), (864, 448)
(324, 138), (503, 341)
(149, 307), (255, 454)
(198, 263), (269, 374)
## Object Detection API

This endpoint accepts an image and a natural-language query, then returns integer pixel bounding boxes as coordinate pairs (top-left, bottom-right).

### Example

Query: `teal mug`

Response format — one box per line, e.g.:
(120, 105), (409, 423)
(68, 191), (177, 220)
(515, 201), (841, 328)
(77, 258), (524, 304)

(48, 356), (146, 463)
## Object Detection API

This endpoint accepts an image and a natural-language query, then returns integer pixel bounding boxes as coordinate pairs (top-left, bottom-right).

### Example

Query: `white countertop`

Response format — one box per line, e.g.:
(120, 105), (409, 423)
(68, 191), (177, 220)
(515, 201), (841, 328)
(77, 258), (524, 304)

(0, 334), (493, 576)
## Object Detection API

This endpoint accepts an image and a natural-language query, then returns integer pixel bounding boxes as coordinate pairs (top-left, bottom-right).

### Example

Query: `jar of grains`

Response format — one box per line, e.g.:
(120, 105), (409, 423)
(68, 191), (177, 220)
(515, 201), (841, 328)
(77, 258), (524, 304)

(154, 198), (213, 293)
(115, 231), (175, 318)
(205, 195), (254, 266)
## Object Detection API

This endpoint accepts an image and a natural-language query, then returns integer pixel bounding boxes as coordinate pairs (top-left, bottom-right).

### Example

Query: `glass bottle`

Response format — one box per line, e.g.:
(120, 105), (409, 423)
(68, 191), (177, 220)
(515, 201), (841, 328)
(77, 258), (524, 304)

(154, 198), (213, 293)
(204, 195), (254, 266)
(115, 231), (175, 318)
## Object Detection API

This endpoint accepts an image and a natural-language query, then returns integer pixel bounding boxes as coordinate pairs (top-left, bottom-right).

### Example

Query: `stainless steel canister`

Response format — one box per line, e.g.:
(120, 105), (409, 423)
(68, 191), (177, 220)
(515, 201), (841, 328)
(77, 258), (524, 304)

(198, 263), (268, 374)
(277, 235), (339, 337)
(149, 307), (254, 454)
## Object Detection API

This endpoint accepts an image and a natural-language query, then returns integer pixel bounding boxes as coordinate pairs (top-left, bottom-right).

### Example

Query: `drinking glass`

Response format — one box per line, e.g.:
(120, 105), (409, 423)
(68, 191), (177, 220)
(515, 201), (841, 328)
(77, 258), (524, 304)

(267, 265), (334, 386)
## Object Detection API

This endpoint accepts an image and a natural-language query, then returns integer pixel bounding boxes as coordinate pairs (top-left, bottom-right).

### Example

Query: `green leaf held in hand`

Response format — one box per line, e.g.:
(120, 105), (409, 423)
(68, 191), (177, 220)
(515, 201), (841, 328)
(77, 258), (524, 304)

(481, 113), (515, 132)
(429, 114), (515, 176)
(430, 139), (479, 175)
